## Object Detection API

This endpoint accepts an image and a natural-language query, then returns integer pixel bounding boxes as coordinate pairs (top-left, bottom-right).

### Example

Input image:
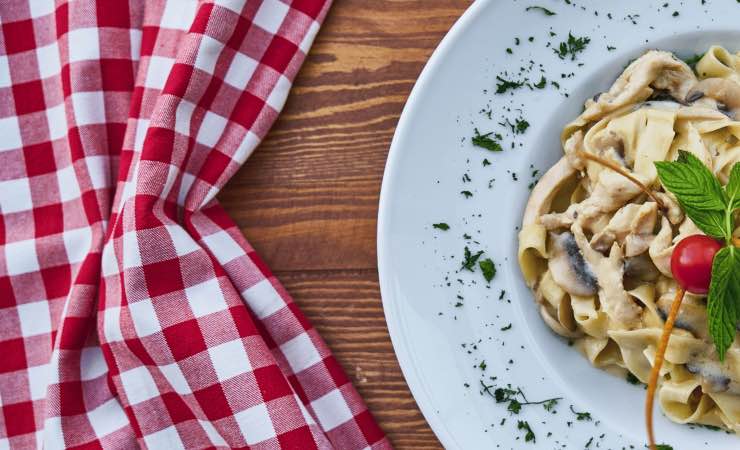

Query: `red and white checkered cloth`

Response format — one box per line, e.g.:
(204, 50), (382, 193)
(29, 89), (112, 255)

(0, 0), (390, 448)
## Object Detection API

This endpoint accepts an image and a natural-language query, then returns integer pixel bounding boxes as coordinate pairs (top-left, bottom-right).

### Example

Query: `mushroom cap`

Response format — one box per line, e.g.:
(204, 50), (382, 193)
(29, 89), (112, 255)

(547, 231), (598, 297)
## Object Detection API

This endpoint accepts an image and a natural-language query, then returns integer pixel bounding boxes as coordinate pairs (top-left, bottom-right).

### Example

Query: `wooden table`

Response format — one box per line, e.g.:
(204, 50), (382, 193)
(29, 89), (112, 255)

(219, 1), (470, 447)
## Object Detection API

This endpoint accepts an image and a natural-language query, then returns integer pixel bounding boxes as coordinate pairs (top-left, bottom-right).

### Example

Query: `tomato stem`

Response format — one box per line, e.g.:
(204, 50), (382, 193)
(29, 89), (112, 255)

(575, 150), (665, 208)
(646, 287), (685, 450)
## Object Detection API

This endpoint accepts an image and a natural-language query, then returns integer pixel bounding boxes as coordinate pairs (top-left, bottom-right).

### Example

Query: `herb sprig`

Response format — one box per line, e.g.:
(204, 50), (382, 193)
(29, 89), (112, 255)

(554, 32), (591, 61)
(655, 151), (740, 359)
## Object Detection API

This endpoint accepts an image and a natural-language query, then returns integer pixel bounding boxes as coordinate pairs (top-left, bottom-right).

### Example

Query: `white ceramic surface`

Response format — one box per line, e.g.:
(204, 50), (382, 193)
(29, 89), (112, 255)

(378, 1), (740, 449)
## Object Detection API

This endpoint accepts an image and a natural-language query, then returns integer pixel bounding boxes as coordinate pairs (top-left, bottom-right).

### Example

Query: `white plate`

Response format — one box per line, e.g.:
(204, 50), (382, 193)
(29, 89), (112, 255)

(378, 1), (740, 448)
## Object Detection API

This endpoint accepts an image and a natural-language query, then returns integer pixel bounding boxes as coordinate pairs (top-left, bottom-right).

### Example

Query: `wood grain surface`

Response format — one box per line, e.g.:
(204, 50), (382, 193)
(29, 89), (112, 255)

(218, 1), (471, 447)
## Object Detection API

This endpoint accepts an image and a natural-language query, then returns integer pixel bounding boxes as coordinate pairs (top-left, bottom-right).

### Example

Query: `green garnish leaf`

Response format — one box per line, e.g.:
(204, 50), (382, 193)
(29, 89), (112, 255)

(655, 151), (728, 238)
(479, 258), (496, 282)
(472, 129), (503, 152)
(727, 162), (740, 210)
(707, 246), (740, 360)
(432, 223), (450, 230)
(533, 76), (547, 89)
(525, 6), (556, 16)
(655, 155), (740, 358)
(655, 445), (673, 450)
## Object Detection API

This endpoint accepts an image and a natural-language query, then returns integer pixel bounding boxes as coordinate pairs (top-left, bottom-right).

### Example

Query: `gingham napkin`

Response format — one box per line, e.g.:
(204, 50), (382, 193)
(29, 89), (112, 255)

(0, 1), (390, 448)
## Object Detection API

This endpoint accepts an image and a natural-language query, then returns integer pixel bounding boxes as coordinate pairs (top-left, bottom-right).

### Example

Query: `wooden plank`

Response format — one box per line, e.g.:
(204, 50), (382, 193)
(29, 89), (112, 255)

(218, 1), (471, 447)
(219, 0), (469, 272)
(276, 270), (442, 449)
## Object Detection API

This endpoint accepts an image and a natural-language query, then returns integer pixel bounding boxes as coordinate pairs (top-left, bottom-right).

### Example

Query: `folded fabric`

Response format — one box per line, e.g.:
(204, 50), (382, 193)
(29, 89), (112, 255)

(0, 0), (389, 448)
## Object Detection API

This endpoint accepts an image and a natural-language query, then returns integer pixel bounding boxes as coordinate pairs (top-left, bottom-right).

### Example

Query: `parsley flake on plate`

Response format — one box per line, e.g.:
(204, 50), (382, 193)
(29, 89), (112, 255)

(479, 258), (496, 282)
(472, 129), (503, 152)
(554, 32), (591, 60)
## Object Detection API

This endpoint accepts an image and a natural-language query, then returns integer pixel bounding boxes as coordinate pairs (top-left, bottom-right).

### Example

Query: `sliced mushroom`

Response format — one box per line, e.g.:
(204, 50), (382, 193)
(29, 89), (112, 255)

(547, 232), (598, 297)
(655, 292), (707, 337)
(623, 254), (660, 289)
(687, 78), (740, 119)
(686, 360), (733, 394)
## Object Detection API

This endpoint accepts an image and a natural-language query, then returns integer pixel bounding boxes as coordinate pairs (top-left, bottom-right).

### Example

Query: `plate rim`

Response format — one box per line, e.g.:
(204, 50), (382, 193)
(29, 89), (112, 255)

(376, 1), (487, 448)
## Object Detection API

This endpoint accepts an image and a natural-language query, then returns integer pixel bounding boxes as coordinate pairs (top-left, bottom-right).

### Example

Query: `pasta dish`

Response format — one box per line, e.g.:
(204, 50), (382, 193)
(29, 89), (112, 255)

(518, 46), (740, 434)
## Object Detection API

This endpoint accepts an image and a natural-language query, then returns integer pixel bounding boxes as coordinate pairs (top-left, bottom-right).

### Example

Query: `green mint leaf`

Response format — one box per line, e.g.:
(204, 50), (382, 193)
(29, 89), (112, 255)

(726, 162), (740, 210)
(432, 223), (450, 230)
(479, 258), (496, 282)
(655, 151), (726, 211)
(655, 151), (729, 237)
(706, 247), (740, 360)
(678, 206), (727, 239)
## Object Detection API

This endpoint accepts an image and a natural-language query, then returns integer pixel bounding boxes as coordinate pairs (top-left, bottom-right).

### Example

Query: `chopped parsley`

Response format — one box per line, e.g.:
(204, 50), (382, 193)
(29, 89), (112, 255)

(472, 129), (503, 152)
(553, 32), (591, 61)
(500, 323), (512, 331)
(495, 75), (524, 94)
(479, 258), (496, 282)
(460, 190), (473, 198)
(482, 381), (561, 417)
(482, 158), (491, 166)
(570, 405), (592, 421)
(655, 445), (673, 450)
(432, 223), (450, 230)
(542, 398), (558, 411)
(533, 76), (547, 89)
(461, 247), (484, 271)
(517, 420), (536, 443)
(607, 45), (616, 51)
(525, 5), (556, 16)
(672, 11), (679, 17)
(515, 118), (530, 134)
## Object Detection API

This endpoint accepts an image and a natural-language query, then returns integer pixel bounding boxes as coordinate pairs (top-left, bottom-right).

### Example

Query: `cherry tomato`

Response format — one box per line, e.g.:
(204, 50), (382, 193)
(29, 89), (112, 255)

(670, 235), (722, 295)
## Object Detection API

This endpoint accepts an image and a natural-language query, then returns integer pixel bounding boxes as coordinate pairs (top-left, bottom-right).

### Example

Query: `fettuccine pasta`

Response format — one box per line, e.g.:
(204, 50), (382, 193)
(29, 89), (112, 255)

(519, 46), (740, 433)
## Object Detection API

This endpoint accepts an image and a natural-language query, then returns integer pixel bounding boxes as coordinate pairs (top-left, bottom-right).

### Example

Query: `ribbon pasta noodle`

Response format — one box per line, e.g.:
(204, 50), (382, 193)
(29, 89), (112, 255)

(518, 47), (740, 434)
